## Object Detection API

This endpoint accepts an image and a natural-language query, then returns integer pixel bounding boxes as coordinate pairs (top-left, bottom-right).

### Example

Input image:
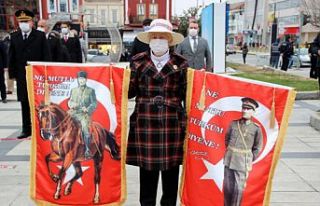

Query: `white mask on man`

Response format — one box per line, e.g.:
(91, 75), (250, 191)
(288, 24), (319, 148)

(37, 27), (45, 32)
(61, 28), (69, 35)
(149, 39), (169, 56)
(19, 22), (31, 33)
(189, 28), (198, 37)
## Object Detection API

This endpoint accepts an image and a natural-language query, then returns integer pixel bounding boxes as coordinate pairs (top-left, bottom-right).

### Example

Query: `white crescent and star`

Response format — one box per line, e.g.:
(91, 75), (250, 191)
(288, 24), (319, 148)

(198, 96), (279, 191)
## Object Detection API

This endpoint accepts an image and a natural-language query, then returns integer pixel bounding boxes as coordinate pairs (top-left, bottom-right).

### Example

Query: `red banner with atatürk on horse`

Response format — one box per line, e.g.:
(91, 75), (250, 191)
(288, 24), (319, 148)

(27, 63), (130, 205)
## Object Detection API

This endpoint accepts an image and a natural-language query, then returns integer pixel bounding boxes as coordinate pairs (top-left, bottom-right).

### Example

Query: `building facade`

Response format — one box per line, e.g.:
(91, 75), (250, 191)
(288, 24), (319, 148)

(122, 0), (173, 48)
(0, 0), (84, 34)
(227, 1), (245, 46)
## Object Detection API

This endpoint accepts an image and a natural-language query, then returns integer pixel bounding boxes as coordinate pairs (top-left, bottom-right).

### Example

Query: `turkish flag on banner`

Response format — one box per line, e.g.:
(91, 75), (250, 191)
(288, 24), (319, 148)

(26, 63), (130, 205)
(180, 69), (296, 206)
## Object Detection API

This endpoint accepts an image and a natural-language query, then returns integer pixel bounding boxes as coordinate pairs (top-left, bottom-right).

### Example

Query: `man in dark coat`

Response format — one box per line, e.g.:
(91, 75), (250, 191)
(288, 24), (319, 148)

(60, 21), (82, 63)
(0, 40), (7, 103)
(130, 18), (152, 59)
(223, 97), (263, 206)
(8, 9), (51, 139)
(279, 35), (294, 71)
(126, 19), (188, 206)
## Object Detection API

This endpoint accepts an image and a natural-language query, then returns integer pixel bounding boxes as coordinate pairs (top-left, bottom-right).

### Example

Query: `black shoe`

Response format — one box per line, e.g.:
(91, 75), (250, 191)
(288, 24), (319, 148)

(2, 99), (7, 103)
(17, 132), (31, 139)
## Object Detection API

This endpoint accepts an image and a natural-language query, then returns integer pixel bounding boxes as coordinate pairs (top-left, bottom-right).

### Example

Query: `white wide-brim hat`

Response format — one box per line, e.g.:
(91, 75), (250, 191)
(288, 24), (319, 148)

(137, 19), (184, 46)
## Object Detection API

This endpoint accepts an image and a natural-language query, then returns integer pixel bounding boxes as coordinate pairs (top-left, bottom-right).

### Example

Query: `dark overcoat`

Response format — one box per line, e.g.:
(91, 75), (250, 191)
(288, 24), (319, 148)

(8, 29), (51, 101)
(126, 51), (188, 171)
(61, 32), (82, 63)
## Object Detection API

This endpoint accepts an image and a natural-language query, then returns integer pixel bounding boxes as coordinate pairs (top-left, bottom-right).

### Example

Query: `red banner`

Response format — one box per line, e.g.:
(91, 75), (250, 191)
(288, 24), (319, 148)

(180, 69), (296, 206)
(27, 63), (130, 205)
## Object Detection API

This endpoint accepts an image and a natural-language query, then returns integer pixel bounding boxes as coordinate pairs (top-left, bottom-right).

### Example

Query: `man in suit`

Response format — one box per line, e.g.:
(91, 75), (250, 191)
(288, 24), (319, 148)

(176, 20), (212, 72)
(68, 71), (97, 159)
(0, 40), (7, 103)
(279, 35), (294, 71)
(8, 9), (51, 139)
(223, 97), (263, 206)
(60, 21), (82, 63)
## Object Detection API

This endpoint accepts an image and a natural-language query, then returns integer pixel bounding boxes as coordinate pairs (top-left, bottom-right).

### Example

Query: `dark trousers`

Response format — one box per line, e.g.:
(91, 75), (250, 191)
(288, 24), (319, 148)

(21, 100), (31, 134)
(242, 53), (247, 64)
(0, 69), (6, 100)
(281, 56), (290, 71)
(139, 166), (179, 206)
(270, 55), (280, 68)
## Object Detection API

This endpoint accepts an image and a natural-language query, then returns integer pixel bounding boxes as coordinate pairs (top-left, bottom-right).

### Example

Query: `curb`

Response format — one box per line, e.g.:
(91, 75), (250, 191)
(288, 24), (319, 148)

(310, 113), (320, 131)
(295, 91), (320, 100)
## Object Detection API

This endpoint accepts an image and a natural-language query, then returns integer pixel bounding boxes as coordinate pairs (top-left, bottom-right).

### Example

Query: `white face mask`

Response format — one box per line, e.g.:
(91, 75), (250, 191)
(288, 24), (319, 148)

(61, 28), (69, 34)
(143, 26), (151, 31)
(149, 39), (169, 56)
(19, 22), (31, 33)
(189, 28), (198, 37)
(242, 108), (255, 119)
(37, 27), (45, 32)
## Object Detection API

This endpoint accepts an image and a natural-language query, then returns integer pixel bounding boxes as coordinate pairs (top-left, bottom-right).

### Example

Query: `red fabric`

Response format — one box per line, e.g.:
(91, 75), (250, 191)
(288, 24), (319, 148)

(29, 64), (127, 205)
(180, 70), (295, 206)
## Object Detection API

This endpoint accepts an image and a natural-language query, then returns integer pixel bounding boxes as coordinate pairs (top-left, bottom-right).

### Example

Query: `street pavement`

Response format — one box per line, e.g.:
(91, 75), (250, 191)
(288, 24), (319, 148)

(226, 53), (313, 79)
(0, 67), (319, 205)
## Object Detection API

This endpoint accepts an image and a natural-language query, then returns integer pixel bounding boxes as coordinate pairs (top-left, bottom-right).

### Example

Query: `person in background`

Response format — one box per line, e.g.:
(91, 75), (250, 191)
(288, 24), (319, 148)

(8, 9), (51, 139)
(0, 40), (7, 103)
(48, 30), (70, 62)
(127, 19), (188, 206)
(312, 33), (320, 82)
(37, 19), (49, 37)
(279, 35), (294, 71)
(2, 35), (14, 95)
(270, 39), (280, 68)
(241, 42), (249, 64)
(60, 21), (82, 63)
(71, 29), (87, 62)
(130, 18), (153, 59)
(176, 20), (212, 72)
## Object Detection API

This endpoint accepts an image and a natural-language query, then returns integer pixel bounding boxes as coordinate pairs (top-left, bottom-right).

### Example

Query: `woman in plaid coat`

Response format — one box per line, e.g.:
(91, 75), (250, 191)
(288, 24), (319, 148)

(126, 19), (188, 206)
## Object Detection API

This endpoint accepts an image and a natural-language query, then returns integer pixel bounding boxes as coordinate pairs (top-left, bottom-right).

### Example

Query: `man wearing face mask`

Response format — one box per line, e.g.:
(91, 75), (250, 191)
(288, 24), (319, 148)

(223, 97), (263, 206)
(8, 9), (51, 139)
(37, 19), (49, 36)
(127, 19), (188, 206)
(130, 18), (152, 61)
(60, 21), (82, 63)
(176, 20), (212, 72)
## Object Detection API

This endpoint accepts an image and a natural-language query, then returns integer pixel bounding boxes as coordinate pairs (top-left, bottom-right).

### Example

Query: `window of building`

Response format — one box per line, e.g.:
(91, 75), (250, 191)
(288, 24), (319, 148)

(48, 0), (57, 13)
(71, 0), (79, 12)
(137, 4), (145, 21)
(112, 9), (118, 24)
(88, 9), (95, 23)
(150, 4), (158, 19)
(59, 0), (68, 12)
(101, 9), (106, 25)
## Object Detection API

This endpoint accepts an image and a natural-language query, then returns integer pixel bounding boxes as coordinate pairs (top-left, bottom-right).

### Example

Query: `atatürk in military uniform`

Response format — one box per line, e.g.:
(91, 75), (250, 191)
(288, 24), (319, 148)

(223, 98), (263, 206)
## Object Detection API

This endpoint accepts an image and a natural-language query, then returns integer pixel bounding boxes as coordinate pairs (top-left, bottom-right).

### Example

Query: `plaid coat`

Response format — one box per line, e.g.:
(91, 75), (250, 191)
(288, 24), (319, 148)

(126, 51), (188, 171)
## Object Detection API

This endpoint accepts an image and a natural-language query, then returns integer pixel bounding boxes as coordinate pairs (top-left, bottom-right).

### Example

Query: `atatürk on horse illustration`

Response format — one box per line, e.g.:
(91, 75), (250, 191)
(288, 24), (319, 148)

(36, 100), (120, 203)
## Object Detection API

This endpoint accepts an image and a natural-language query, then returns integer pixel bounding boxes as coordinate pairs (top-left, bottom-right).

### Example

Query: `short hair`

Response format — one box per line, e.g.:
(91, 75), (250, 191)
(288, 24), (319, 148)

(60, 21), (71, 27)
(142, 18), (152, 26)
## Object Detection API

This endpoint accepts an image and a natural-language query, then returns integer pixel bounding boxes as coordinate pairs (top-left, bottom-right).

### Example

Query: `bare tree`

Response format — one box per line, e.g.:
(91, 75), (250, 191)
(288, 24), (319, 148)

(302, 0), (320, 28)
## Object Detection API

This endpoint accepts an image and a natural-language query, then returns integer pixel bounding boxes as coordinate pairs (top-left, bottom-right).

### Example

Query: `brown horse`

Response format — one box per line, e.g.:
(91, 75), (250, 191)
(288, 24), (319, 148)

(36, 102), (120, 203)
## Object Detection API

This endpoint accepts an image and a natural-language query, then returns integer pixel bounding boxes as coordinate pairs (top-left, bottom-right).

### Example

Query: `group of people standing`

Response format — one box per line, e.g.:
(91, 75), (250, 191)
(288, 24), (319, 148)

(2, 8), (261, 206)
(2, 9), (86, 139)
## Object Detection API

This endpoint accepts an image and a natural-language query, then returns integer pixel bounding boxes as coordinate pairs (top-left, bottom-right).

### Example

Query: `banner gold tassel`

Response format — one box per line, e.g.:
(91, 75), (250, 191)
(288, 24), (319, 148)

(44, 65), (50, 105)
(198, 72), (206, 111)
(270, 88), (276, 128)
(110, 65), (115, 104)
